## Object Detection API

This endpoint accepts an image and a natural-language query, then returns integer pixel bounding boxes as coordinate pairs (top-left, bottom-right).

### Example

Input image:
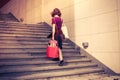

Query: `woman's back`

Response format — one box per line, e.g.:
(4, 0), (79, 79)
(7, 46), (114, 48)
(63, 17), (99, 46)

(52, 17), (62, 29)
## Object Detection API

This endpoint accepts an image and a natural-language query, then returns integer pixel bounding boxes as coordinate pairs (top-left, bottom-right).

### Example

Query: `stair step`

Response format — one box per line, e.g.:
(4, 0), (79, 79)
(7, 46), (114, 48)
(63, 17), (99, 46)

(0, 33), (48, 37)
(0, 59), (87, 65)
(0, 52), (80, 59)
(0, 30), (51, 35)
(0, 38), (49, 42)
(0, 28), (51, 32)
(0, 24), (51, 29)
(0, 51), (80, 55)
(0, 62), (98, 73)
(0, 57), (90, 66)
(0, 48), (79, 54)
(0, 21), (5, 23)
(0, 67), (103, 80)
(0, 30), (50, 34)
(0, 44), (73, 48)
(0, 42), (71, 47)
(0, 38), (68, 42)
(0, 52), (83, 59)
(0, 36), (50, 41)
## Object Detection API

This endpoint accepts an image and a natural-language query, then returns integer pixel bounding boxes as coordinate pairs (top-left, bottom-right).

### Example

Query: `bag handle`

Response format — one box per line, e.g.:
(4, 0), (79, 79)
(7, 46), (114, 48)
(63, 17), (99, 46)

(49, 40), (58, 47)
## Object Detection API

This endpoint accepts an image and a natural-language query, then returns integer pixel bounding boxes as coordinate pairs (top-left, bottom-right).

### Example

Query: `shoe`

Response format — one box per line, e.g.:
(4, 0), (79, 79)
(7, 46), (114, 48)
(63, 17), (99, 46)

(58, 60), (64, 66)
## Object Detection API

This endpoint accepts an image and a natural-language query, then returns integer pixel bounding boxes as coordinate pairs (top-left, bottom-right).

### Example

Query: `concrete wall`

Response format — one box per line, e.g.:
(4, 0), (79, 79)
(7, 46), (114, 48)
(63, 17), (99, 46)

(0, 0), (42, 24)
(118, 0), (120, 74)
(0, 0), (120, 73)
(77, 0), (120, 74)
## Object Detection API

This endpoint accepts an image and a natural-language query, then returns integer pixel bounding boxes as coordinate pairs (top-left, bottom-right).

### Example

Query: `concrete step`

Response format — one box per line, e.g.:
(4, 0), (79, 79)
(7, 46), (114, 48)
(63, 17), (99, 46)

(0, 27), (50, 35)
(0, 48), (80, 54)
(0, 23), (47, 27)
(0, 30), (49, 35)
(0, 67), (103, 80)
(0, 57), (90, 66)
(7, 23), (44, 27)
(0, 52), (82, 59)
(0, 21), (39, 25)
(0, 24), (51, 29)
(0, 34), (48, 38)
(0, 30), (51, 34)
(0, 54), (84, 60)
(0, 62), (98, 73)
(0, 32), (50, 37)
(0, 36), (51, 41)
(2, 58), (85, 64)
(0, 44), (74, 49)
(0, 27), (51, 32)
(0, 21), (22, 25)
(0, 45), (76, 49)
(0, 40), (70, 45)
(0, 38), (70, 43)
(0, 21), (5, 23)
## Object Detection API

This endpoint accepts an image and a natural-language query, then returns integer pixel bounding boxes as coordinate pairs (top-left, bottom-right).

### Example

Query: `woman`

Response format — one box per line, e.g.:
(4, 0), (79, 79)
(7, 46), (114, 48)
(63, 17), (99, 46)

(51, 8), (64, 66)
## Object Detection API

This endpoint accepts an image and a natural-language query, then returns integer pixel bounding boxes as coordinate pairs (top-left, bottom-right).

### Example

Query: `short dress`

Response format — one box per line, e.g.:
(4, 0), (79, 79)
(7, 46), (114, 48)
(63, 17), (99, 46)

(52, 17), (63, 49)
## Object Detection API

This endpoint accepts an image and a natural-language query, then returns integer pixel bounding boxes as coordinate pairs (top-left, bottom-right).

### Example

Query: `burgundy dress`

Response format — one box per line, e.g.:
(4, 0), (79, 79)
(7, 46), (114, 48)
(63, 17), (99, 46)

(52, 17), (63, 49)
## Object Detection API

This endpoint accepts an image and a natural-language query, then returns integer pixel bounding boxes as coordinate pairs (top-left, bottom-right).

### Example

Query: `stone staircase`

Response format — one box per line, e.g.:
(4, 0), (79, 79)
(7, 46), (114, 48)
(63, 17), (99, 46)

(0, 14), (104, 80)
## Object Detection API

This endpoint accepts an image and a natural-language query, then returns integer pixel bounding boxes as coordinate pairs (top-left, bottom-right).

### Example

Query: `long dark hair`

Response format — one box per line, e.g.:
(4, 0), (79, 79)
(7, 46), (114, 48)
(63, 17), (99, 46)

(51, 8), (61, 17)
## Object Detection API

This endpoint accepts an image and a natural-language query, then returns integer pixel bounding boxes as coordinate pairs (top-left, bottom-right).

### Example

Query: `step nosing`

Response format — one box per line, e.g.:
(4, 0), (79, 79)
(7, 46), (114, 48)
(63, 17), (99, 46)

(0, 68), (103, 79)
(0, 65), (99, 73)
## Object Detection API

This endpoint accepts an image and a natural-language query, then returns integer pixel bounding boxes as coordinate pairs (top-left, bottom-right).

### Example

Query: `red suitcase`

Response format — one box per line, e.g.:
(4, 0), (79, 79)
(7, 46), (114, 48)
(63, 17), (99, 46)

(46, 40), (59, 58)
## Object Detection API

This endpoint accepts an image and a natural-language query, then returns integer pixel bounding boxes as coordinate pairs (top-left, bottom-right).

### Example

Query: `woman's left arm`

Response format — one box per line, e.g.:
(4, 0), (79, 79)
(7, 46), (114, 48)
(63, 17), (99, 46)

(52, 24), (55, 40)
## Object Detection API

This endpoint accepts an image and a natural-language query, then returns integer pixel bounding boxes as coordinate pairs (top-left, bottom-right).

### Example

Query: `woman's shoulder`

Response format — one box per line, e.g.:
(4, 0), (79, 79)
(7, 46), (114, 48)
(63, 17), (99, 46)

(52, 17), (63, 23)
(55, 17), (63, 21)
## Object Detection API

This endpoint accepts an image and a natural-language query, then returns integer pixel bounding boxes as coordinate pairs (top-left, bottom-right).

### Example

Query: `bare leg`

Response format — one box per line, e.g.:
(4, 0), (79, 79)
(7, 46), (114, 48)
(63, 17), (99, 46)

(58, 48), (64, 66)
(58, 48), (63, 61)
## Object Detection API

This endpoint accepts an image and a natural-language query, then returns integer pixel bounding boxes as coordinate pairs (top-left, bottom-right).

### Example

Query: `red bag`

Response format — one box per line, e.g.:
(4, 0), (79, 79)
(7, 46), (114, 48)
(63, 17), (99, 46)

(46, 40), (59, 58)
